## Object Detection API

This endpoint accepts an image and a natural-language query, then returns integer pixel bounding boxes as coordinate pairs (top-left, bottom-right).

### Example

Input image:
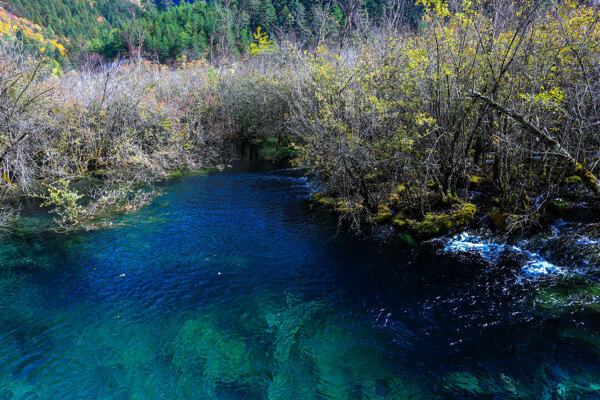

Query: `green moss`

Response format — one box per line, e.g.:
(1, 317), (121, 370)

(369, 205), (392, 225)
(488, 209), (508, 231)
(313, 193), (363, 213)
(547, 199), (568, 216)
(167, 167), (213, 179)
(313, 194), (337, 207)
(392, 212), (408, 229)
(469, 175), (483, 184)
(563, 175), (582, 184)
(392, 203), (476, 237)
(533, 276), (600, 316)
(411, 213), (452, 235)
(449, 203), (477, 226)
(388, 185), (406, 207)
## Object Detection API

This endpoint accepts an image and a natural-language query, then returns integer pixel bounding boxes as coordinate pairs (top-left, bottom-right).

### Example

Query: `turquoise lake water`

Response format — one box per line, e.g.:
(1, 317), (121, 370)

(1, 155), (600, 399)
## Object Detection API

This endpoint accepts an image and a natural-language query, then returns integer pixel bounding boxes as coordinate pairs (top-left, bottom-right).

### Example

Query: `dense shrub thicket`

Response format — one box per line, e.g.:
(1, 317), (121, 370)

(1, 0), (599, 234)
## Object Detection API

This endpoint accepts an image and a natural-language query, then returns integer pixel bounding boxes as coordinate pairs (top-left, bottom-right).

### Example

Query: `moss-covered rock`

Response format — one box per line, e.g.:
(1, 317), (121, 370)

(388, 185), (406, 207)
(392, 203), (476, 237)
(369, 205), (392, 225)
(313, 193), (337, 208)
(410, 212), (453, 236)
(547, 199), (569, 216)
(312, 193), (363, 213)
(469, 175), (483, 185)
(449, 202), (477, 226)
(532, 276), (600, 316)
(563, 175), (582, 185)
(487, 209), (541, 232)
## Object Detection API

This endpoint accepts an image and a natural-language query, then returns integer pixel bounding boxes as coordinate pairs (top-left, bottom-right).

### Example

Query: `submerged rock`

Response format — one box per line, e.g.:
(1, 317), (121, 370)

(532, 275), (600, 316)
(443, 372), (486, 396)
(171, 315), (268, 398)
(559, 326), (600, 355)
(442, 371), (528, 398)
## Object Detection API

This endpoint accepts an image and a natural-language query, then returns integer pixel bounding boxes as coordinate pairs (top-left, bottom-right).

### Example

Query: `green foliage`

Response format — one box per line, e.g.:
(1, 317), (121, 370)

(6, 0), (136, 57)
(249, 27), (275, 55)
(38, 180), (85, 227)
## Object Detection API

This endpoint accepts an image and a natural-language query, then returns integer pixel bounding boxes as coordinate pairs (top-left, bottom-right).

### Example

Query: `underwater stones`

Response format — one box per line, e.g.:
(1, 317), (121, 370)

(559, 326), (600, 355)
(442, 371), (527, 398)
(0, 378), (40, 400)
(266, 371), (317, 400)
(265, 294), (408, 400)
(171, 315), (267, 398)
(541, 367), (600, 400)
(443, 372), (486, 396)
(361, 378), (424, 400)
(532, 276), (600, 316)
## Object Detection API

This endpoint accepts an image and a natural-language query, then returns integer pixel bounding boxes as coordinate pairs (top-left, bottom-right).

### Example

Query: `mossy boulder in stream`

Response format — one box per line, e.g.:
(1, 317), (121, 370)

(369, 205), (393, 225)
(392, 203), (476, 237)
(532, 275), (600, 316)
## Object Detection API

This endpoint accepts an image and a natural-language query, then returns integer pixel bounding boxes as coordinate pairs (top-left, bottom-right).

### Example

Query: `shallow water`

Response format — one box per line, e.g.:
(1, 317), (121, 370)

(1, 155), (600, 399)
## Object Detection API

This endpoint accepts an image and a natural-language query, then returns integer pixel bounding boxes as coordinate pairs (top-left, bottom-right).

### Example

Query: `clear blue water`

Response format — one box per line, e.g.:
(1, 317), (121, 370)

(1, 155), (600, 399)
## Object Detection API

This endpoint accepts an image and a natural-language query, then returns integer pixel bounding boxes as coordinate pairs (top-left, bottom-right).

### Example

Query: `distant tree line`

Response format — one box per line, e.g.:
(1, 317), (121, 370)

(5, 0), (424, 63)
(5, 0), (136, 54)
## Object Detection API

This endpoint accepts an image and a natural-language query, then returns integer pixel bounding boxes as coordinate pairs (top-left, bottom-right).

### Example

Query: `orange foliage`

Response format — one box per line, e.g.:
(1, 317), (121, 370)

(0, 5), (67, 55)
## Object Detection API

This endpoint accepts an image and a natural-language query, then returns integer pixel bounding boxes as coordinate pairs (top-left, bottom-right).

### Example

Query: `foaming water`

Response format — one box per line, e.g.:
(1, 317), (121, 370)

(1, 156), (599, 399)
(442, 232), (568, 277)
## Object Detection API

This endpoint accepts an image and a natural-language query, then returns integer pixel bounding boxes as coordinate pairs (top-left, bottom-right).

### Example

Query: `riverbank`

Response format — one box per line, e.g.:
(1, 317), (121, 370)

(1, 1), (599, 236)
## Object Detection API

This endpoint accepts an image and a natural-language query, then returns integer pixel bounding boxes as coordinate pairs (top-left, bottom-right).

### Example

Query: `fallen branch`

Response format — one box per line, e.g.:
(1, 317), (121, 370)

(470, 91), (600, 195)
